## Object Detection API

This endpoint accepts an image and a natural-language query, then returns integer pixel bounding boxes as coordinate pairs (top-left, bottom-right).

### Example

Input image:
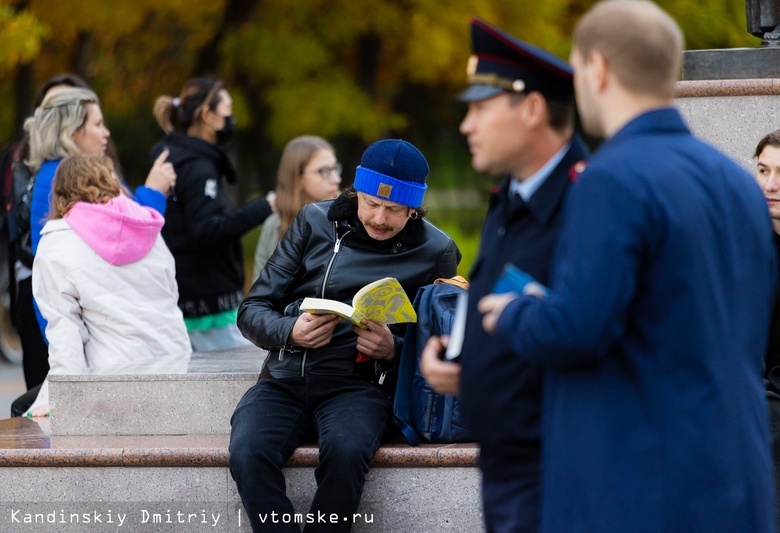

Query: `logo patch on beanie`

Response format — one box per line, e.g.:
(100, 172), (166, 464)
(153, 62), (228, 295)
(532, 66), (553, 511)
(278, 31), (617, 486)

(377, 183), (393, 198)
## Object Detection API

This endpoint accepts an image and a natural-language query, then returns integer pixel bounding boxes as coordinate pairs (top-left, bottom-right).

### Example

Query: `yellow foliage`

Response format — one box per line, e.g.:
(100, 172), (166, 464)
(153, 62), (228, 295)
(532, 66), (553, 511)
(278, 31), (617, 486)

(0, 5), (47, 73)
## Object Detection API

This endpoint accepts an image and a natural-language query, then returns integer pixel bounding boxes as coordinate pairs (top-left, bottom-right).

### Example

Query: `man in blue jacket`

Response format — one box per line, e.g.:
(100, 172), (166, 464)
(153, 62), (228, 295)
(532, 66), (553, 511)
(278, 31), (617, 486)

(479, 1), (777, 531)
(420, 18), (588, 532)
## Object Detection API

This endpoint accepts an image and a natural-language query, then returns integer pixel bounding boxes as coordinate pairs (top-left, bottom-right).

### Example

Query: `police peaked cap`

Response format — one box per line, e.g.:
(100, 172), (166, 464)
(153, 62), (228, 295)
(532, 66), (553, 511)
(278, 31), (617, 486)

(459, 18), (574, 103)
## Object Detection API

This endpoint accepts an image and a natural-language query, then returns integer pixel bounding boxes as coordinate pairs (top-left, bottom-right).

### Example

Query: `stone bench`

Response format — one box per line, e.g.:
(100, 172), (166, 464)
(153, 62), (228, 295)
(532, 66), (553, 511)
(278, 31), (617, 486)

(0, 418), (482, 532)
(48, 346), (265, 436)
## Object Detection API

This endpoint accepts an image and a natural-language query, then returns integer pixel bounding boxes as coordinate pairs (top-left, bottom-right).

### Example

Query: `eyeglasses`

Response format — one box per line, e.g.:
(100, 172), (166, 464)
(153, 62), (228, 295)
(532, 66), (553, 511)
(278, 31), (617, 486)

(305, 163), (342, 180)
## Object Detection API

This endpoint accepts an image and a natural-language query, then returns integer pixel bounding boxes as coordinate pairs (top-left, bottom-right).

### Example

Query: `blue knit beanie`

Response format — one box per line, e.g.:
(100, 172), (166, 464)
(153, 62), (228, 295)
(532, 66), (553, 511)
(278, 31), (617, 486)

(353, 139), (429, 208)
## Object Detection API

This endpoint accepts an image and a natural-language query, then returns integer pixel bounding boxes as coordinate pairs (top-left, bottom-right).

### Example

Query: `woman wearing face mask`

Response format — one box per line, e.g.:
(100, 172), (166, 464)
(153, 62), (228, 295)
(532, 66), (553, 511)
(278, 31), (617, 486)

(150, 78), (273, 351)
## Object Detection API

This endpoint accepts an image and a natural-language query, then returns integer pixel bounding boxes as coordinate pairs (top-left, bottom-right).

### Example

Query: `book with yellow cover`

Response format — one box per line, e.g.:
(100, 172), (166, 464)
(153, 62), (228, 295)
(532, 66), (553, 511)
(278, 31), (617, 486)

(300, 277), (417, 328)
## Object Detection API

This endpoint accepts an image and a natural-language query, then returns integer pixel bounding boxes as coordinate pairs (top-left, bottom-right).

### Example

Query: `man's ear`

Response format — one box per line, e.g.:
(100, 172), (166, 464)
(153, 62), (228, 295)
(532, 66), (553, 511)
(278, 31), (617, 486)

(588, 50), (609, 93)
(521, 92), (547, 129)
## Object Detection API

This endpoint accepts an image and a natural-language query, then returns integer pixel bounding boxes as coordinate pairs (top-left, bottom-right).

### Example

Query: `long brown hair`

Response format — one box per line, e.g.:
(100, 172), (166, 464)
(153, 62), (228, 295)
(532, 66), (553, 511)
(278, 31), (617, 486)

(276, 135), (334, 238)
(51, 155), (122, 219)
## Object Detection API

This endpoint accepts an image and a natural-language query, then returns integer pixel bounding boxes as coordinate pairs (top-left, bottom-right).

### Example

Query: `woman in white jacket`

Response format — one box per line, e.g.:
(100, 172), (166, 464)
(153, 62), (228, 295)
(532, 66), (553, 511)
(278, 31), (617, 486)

(26, 154), (191, 416)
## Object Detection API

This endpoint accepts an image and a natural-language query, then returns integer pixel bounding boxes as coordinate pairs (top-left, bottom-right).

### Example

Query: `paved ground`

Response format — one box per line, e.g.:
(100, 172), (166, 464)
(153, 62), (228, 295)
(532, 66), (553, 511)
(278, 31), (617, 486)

(0, 360), (24, 419)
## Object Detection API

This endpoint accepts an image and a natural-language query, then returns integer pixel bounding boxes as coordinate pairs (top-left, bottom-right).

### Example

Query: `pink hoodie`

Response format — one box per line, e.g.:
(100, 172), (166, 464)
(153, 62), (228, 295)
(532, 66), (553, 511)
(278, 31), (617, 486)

(64, 195), (165, 265)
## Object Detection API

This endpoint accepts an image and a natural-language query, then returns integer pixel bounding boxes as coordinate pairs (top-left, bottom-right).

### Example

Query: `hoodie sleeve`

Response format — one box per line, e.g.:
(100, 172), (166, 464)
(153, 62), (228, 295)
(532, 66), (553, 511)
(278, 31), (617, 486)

(134, 185), (167, 215)
(32, 245), (90, 375)
(30, 162), (58, 255)
(178, 161), (272, 250)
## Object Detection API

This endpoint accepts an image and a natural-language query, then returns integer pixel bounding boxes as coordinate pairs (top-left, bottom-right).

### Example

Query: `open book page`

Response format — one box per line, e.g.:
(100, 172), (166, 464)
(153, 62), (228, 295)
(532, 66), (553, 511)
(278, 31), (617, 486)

(299, 298), (365, 327)
(352, 277), (417, 325)
(300, 277), (416, 328)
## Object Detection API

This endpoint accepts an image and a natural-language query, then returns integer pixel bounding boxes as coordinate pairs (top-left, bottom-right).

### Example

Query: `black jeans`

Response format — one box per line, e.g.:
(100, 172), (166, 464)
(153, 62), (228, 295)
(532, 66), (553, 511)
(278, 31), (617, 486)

(229, 375), (392, 532)
(17, 276), (49, 390)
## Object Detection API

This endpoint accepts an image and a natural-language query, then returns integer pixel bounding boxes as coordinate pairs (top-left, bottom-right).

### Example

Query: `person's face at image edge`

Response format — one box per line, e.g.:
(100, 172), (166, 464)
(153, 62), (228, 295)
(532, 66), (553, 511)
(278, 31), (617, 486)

(756, 144), (780, 232)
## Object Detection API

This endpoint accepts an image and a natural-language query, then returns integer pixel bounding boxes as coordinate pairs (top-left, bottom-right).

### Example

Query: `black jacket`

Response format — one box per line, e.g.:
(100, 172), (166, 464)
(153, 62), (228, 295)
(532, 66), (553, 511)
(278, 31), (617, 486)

(238, 194), (460, 383)
(149, 133), (272, 318)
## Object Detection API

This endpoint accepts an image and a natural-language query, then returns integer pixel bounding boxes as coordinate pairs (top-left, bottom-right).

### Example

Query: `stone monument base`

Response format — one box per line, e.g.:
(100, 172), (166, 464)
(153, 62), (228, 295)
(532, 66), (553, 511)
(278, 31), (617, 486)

(675, 79), (780, 171)
(682, 47), (780, 80)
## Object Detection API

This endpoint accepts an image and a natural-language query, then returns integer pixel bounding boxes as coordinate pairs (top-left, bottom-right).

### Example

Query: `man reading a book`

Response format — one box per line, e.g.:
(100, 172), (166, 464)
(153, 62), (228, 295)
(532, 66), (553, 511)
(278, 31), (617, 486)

(420, 18), (587, 532)
(229, 138), (460, 532)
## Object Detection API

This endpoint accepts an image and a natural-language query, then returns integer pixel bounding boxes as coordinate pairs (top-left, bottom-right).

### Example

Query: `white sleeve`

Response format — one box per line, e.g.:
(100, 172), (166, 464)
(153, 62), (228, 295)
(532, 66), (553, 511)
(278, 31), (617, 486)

(32, 249), (89, 375)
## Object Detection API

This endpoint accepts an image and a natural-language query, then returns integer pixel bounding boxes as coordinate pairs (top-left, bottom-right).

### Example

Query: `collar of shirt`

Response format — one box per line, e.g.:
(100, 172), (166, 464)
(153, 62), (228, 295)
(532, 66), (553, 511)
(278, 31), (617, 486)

(509, 142), (569, 202)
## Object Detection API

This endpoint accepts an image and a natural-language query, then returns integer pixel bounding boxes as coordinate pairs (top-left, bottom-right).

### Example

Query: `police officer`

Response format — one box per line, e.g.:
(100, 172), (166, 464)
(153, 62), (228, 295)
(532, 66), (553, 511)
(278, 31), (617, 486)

(420, 18), (588, 532)
(479, 1), (776, 531)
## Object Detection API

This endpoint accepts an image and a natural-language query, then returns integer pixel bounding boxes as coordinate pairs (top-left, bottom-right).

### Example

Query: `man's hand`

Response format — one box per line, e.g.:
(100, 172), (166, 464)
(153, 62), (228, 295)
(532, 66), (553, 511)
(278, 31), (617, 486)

(420, 335), (461, 395)
(289, 313), (340, 349)
(352, 320), (395, 361)
(478, 293), (519, 334)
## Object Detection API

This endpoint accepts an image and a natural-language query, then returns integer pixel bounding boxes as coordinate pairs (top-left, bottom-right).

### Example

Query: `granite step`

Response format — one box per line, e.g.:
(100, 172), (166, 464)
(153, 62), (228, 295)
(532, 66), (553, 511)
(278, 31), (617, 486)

(48, 346), (266, 436)
(0, 418), (482, 532)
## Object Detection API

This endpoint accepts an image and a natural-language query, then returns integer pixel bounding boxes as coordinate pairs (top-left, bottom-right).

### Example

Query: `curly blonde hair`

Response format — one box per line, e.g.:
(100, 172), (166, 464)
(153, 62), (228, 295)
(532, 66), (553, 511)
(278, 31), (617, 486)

(50, 155), (122, 219)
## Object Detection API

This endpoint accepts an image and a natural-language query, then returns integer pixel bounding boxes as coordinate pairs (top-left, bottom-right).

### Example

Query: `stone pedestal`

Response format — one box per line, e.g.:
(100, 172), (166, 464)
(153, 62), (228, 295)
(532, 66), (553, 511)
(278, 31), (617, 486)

(682, 47), (780, 80)
(676, 47), (780, 171)
(675, 79), (780, 171)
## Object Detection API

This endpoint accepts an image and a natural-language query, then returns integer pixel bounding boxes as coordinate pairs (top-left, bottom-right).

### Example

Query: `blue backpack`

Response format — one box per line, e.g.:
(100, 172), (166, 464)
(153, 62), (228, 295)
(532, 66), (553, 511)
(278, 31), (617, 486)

(394, 277), (474, 445)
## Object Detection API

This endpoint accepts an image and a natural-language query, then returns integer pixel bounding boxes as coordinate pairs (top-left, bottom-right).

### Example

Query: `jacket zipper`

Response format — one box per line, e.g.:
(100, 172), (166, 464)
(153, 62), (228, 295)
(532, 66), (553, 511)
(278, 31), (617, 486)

(320, 223), (352, 297)
(300, 223), (352, 376)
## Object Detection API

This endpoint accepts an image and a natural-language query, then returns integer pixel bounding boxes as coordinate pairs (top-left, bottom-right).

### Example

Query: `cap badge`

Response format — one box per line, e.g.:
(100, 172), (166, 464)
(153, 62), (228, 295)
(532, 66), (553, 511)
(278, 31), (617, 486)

(512, 79), (526, 92)
(466, 55), (478, 77)
(377, 183), (393, 198)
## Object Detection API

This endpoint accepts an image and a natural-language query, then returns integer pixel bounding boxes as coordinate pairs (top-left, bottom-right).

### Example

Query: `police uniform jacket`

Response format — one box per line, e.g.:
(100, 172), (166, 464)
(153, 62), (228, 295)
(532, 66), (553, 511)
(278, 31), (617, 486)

(460, 136), (588, 482)
(238, 194), (460, 384)
(496, 109), (776, 532)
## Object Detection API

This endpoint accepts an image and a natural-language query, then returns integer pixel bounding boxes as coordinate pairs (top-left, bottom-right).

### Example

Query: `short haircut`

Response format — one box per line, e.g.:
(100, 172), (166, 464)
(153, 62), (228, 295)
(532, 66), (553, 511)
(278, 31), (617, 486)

(51, 155), (122, 219)
(754, 130), (780, 159)
(507, 92), (575, 133)
(24, 87), (100, 172)
(573, 0), (683, 99)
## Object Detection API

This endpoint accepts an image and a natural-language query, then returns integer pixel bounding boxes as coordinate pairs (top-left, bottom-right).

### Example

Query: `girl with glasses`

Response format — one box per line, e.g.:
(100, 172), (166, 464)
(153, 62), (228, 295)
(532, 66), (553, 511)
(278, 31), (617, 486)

(252, 135), (341, 280)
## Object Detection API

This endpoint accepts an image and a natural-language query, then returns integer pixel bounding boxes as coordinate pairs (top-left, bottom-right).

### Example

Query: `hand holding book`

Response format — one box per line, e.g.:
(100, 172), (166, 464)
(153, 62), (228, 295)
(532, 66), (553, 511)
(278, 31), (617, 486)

(492, 264), (549, 298)
(300, 277), (417, 329)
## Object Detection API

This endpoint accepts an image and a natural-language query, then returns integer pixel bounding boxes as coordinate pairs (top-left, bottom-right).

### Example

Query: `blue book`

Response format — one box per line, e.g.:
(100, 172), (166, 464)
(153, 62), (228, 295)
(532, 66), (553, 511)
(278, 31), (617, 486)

(492, 264), (549, 297)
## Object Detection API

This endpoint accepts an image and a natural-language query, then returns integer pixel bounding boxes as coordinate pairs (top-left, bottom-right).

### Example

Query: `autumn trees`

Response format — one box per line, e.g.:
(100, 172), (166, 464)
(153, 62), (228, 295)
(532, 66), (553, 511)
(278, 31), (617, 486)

(0, 0), (760, 192)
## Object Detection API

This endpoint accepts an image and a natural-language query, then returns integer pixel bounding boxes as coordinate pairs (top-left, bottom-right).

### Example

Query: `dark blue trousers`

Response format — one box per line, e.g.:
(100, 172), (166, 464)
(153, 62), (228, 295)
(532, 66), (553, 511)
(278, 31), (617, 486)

(482, 474), (540, 533)
(229, 375), (392, 532)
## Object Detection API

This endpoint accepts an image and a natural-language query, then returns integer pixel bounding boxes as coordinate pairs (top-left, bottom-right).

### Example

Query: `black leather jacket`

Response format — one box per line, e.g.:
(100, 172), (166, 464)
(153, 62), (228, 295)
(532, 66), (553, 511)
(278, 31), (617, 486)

(238, 194), (461, 383)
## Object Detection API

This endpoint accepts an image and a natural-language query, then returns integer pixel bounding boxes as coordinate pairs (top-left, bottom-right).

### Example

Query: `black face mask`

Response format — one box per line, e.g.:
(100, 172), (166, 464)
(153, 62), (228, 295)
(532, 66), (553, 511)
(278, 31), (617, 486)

(216, 115), (236, 145)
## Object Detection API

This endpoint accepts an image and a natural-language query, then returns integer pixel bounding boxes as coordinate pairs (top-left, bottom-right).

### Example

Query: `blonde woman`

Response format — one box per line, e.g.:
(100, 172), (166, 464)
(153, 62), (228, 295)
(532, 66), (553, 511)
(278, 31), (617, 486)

(253, 136), (341, 280)
(23, 87), (175, 344)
